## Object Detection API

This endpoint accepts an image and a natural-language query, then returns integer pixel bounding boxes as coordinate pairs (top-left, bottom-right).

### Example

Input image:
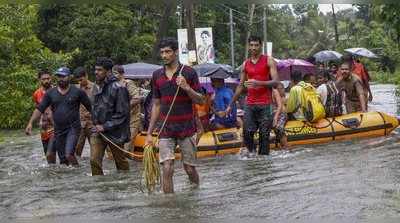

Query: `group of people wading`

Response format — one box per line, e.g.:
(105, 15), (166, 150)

(24, 36), (372, 193)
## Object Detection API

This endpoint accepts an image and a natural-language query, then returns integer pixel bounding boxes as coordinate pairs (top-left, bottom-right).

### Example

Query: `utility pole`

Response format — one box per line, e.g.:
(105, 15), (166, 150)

(178, 4), (183, 28)
(332, 4), (339, 47)
(263, 6), (267, 54)
(229, 8), (235, 68)
(245, 4), (255, 59)
(151, 0), (174, 63)
(184, 0), (196, 62)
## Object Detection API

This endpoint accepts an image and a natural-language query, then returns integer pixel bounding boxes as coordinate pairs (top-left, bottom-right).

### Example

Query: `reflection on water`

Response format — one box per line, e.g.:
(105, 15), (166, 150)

(369, 84), (399, 116)
(1, 84), (400, 221)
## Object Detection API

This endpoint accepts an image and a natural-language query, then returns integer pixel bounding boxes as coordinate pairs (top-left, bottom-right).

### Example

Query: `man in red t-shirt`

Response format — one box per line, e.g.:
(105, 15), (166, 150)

(32, 70), (56, 164)
(227, 36), (279, 155)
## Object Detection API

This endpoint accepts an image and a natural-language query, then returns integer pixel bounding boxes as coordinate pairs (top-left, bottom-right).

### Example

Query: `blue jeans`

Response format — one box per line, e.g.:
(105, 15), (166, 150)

(41, 136), (57, 164)
(55, 127), (80, 165)
(243, 104), (273, 155)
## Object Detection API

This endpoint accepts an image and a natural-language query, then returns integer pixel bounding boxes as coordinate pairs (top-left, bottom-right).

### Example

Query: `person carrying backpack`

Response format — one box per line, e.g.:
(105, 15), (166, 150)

(287, 73), (325, 122)
(316, 70), (343, 117)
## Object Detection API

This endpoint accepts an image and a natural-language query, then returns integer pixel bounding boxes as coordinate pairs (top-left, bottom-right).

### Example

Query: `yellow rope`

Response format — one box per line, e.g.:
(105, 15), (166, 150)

(142, 144), (160, 192)
(98, 132), (142, 160)
(98, 65), (185, 193)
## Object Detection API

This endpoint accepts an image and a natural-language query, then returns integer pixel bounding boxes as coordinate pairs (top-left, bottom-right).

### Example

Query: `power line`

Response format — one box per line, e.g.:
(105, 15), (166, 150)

(215, 5), (249, 25)
(219, 4), (249, 18)
(197, 4), (266, 27)
(196, 20), (231, 25)
(219, 4), (266, 25)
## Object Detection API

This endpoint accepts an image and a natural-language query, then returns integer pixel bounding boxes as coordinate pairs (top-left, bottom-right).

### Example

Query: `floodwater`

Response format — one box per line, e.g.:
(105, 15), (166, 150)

(1, 84), (400, 221)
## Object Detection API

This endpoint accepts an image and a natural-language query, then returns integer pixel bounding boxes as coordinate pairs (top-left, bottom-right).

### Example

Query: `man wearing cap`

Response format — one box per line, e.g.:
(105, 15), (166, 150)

(74, 67), (95, 158)
(25, 67), (92, 166)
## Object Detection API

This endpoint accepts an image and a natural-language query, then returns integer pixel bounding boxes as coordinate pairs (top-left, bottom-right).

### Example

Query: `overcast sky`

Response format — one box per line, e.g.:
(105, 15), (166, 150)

(318, 4), (355, 14)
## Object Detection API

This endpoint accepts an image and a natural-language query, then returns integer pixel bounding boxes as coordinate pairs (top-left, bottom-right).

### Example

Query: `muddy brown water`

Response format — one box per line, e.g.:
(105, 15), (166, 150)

(1, 84), (400, 221)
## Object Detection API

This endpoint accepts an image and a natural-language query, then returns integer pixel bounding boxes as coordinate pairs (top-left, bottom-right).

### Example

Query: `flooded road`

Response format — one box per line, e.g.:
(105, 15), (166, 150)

(1, 84), (400, 221)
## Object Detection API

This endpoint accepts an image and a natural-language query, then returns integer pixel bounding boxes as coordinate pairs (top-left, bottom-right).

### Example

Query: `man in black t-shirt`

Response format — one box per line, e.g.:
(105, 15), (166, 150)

(25, 67), (92, 166)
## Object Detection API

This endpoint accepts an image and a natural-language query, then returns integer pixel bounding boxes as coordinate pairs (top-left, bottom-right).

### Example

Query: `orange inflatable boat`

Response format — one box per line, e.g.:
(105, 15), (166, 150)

(131, 111), (399, 160)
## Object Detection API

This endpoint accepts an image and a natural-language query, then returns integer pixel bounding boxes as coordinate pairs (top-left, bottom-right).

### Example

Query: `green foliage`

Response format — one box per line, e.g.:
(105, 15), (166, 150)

(0, 5), (71, 129)
(380, 4), (400, 42)
(37, 4), (158, 69)
(370, 70), (400, 85)
(0, 66), (37, 129)
(324, 4), (400, 78)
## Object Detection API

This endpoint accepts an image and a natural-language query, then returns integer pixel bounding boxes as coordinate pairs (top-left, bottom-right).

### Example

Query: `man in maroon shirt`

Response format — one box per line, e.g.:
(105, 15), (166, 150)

(145, 37), (204, 193)
(227, 36), (279, 156)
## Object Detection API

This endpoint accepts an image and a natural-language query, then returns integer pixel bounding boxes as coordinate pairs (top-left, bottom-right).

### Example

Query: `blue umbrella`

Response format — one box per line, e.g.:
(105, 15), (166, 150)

(313, 50), (343, 62)
(344, 48), (378, 58)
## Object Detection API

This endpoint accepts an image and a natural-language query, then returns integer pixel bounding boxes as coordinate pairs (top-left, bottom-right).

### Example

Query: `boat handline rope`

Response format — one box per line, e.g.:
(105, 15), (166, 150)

(284, 113), (365, 135)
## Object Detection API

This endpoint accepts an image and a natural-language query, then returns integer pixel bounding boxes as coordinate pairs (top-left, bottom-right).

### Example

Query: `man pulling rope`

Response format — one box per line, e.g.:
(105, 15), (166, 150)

(145, 37), (205, 194)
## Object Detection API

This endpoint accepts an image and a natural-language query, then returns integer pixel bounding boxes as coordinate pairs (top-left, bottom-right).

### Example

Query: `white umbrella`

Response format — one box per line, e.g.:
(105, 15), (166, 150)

(344, 48), (378, 58)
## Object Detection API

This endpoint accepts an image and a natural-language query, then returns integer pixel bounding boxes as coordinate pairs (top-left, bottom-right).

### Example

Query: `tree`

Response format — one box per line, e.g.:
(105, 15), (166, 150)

(37, 5), (76, 52)
(332, 4), (339, 46)
(37, 4), (158, 69)
(354, 4), (372, 24)
(0, 5), (71, 129)
(151, 0), (175, 62)
(380, 4), (400, 47)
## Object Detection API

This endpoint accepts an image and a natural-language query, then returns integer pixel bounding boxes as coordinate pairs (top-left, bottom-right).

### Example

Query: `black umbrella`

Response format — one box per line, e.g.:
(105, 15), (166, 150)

(194, 63), (237, 93)
(123, 62), (162, 79)
(193, 63), (233, 77)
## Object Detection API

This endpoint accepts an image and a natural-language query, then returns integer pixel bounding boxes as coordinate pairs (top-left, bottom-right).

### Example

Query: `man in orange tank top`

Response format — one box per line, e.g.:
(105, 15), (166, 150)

(226, 36), (279, 155)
